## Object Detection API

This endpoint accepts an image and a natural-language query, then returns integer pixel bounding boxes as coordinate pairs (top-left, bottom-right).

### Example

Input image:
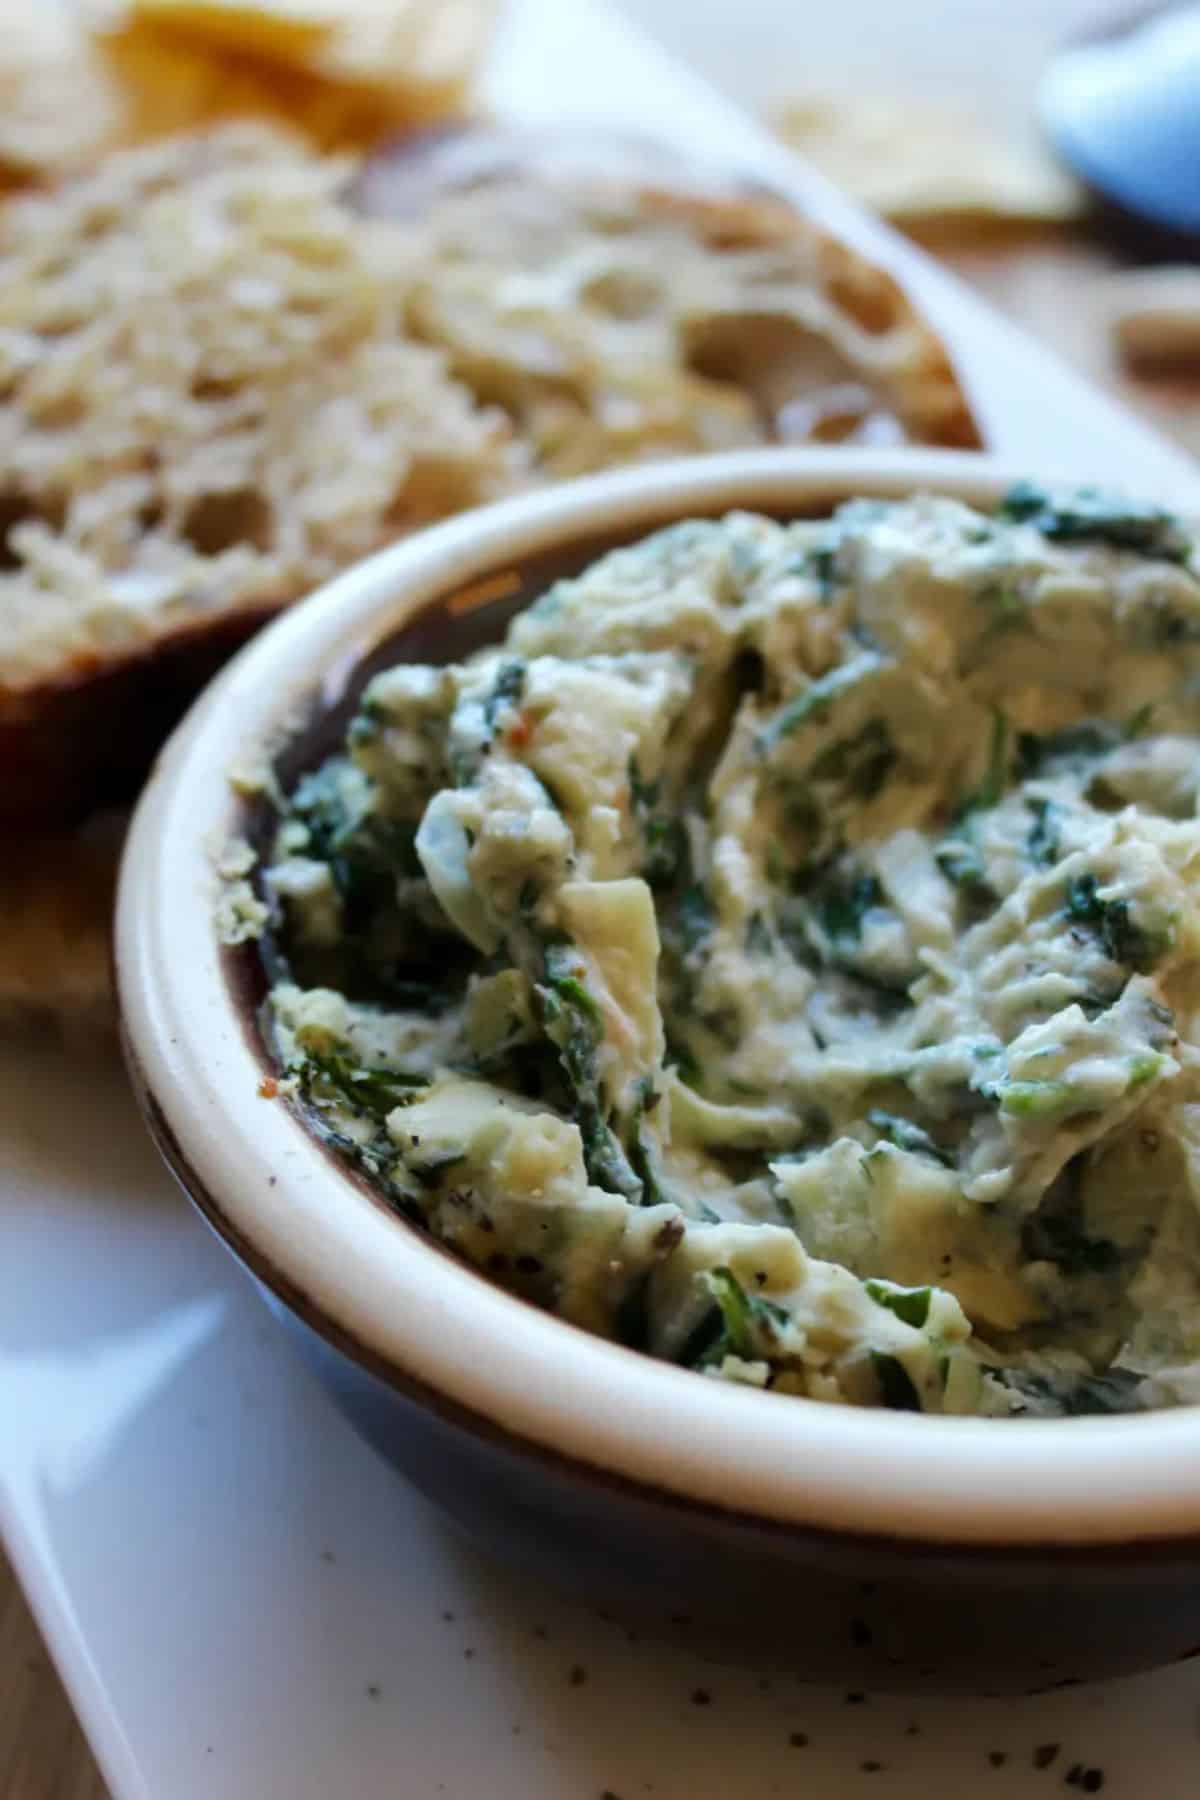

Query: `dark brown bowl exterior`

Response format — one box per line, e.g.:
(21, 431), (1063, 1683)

(127, 1032), (1200, 1694)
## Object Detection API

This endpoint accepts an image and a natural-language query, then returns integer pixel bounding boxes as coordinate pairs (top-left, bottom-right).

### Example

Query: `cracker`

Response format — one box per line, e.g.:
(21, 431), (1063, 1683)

(775, 92), (1083, 232)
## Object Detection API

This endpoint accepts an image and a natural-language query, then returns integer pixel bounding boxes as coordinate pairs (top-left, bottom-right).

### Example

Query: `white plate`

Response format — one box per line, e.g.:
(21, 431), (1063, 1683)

(4, 3), (1200, 1796)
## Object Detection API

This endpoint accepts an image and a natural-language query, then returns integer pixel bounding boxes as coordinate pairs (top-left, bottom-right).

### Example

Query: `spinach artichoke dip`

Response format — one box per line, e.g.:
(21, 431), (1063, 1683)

(259, 484), (1200, 1419)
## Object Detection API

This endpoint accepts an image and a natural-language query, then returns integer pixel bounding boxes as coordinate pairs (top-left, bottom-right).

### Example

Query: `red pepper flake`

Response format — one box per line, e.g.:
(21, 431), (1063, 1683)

(507, 712), (532, 749)
(257, 1075), (279, 1099)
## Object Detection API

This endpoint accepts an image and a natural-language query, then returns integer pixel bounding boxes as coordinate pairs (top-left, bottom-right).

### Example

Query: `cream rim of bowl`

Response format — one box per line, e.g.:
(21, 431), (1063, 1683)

(116, 446), (1200, 1550)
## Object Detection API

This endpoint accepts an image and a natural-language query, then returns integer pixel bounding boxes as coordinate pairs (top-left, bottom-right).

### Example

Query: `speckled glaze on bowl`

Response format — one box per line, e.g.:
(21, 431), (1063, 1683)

(116, 448), (1200, 1691)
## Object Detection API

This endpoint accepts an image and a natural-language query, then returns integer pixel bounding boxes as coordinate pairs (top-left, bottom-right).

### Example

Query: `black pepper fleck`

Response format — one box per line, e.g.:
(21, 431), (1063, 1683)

(861, 1761), (884, 1774)
(788, 1732), (809, 1748)
(1034, 1744), (1060, 1769)
(515, 1254), (543, 1274)
(1065, 1764), (1085, 1787)
(850, 1618), (873, 1648)
(690, 1688), (712, 1707)
(366, 1684), (381, 1700)
(844, 1691), (867, 1705)
(441, 1610), (454, 1623)
(600, 1791), (623, 1800)
(569, 1665), (587, 1687)
(463, 1648), (475, 1660)
(905, 1723), (921, 1737)
(988, 1751), (1007, 1768)
(533, 1625), (547, 1640)
(319, 1549), (335, 1564)
(1081, 1774), (1104, 1794)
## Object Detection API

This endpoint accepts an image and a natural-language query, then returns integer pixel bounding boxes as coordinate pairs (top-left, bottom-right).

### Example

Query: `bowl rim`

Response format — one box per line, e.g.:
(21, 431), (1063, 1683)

(116, 444), (1200, 1550)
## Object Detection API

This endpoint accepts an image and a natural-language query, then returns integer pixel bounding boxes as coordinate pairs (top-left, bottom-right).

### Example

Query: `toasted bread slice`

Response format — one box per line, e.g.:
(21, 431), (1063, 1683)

(0, 122), (979, 840)
(0, 123), (517, 829)
(358, 125), (981, 475)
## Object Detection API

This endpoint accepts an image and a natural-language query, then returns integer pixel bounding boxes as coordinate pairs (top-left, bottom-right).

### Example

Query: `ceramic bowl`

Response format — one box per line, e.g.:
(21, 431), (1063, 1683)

(116, 447), (1200, 1692)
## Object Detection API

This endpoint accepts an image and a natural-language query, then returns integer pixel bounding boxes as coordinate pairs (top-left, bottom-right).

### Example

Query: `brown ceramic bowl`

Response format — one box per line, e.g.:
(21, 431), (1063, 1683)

(116, 448), (1200, 1692)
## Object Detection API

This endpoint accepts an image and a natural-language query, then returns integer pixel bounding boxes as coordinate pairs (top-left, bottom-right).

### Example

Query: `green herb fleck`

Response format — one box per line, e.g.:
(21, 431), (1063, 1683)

(482, 659), (527, 735)
(865, 1280), (933, 1329)
(1026, 796), (1060, 868)
(958, 709), (1010, 818)
(817, 872), (883, 944)
(756, 652), (882, 755)
(866, 1110), (951, 1166)
(292, 1046), (429, 1123)
(1063, 872), (1170, 972)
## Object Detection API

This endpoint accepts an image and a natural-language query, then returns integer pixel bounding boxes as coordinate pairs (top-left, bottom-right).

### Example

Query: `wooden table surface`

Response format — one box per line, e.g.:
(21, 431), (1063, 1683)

(5, 2), (1196, 1796)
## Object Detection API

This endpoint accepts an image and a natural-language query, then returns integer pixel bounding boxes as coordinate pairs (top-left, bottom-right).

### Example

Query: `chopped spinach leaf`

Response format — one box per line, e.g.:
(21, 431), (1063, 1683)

(935, 838), (992, 905)
(756, 651), (882, 755)
(1026, 796), (1060, 867)
(482, 659), (527, 735)
(816, 871), (883, 944)
(866, 1110), (952, 1166)
(1021, 1210), (1121, 1275)
(665, 1032), (703, 1088)
(539, 944), (641, 1199)
(865, 1280), (934, 1329)
(675, 883), (716, 956)
(685, 1266), (791, 1368)
(627, 753), (687, 888)
(958, 709), (1010, 818)
(997, 481), (1191, 563)
(292, 1046), (429, 1123)
(1063, 872), (1170, 972)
